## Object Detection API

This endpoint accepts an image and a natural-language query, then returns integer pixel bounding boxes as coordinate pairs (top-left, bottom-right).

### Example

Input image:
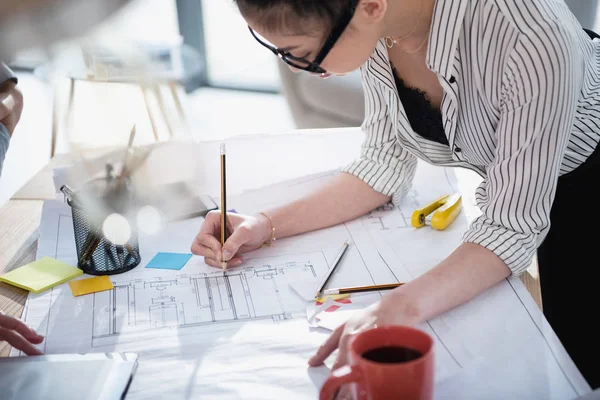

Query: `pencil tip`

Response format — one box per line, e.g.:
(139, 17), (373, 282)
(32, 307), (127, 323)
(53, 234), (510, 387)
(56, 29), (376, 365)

(220, 143), (226, 155)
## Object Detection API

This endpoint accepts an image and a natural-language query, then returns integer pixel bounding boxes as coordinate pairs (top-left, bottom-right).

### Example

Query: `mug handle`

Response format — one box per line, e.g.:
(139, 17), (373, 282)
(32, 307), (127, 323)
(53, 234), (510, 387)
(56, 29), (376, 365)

(319, 365), (366, 400)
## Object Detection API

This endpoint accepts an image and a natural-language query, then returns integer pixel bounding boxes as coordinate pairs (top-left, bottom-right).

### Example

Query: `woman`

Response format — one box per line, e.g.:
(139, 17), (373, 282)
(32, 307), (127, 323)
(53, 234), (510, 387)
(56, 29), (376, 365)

(192, 0), (600, 389)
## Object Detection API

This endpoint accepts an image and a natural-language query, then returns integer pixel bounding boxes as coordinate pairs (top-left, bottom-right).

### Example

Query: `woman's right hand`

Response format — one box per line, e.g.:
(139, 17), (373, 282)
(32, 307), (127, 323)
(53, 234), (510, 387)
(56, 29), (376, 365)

(191, 211), (272, 269)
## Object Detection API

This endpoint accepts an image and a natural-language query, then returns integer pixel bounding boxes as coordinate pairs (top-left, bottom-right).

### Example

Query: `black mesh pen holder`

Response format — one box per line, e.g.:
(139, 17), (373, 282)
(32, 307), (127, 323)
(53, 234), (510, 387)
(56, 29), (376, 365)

(67, 178), (141, 275)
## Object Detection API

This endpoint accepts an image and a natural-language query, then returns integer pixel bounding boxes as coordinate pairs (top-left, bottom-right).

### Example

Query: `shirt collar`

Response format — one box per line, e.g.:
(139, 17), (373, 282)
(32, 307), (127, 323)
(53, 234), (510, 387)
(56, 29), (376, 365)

(425, 0), (469, 78)
(365, 40), (397, 93)
(364, 0), (469, 88)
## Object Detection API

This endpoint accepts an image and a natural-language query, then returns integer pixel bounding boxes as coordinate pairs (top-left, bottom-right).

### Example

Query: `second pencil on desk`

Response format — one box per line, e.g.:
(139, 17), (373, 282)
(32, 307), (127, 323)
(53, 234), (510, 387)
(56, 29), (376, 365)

(314, 241), (350, 298)
(321, 283), (404, 296)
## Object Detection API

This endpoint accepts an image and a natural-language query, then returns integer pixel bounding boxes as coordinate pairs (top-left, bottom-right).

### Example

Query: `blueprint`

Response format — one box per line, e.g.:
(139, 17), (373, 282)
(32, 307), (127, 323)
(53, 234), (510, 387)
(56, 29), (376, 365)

(16, 200), (330, 356)
(12, 161), (592, 399)
(92, 257), (321, 348)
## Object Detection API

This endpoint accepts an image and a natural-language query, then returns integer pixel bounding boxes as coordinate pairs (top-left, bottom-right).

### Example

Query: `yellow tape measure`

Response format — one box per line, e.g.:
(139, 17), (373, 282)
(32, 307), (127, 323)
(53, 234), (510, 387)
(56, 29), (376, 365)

(411, 193), (462, 231)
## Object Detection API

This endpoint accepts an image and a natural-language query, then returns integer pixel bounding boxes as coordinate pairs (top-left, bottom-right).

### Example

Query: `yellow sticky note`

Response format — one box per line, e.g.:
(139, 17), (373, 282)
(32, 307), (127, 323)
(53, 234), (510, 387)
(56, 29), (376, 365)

(69, 276), (114, 297)
(0, 257), (83, 294)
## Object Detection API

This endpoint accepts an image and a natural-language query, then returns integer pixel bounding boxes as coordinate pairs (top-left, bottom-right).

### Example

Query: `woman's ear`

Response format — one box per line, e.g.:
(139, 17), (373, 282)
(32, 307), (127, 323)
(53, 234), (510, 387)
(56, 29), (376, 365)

(355, 0), (388, 25)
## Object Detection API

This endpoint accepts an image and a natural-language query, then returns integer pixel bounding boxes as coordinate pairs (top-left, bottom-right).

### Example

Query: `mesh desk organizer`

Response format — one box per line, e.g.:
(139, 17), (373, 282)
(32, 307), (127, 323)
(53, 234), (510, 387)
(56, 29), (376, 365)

(62, 176), (141, 276)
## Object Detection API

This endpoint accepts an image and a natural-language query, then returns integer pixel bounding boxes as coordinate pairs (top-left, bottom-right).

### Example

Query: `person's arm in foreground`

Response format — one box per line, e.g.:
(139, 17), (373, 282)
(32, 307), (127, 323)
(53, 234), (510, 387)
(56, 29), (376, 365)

(192, 172), (390, 268)
(0, 65), (39, 354)
(0, 311), (44, 355)
(309, 243), (510, 369)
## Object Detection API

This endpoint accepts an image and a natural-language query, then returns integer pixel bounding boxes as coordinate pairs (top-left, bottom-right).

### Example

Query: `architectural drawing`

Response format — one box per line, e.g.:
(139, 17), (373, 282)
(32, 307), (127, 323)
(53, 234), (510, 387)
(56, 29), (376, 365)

(91, 259), (319, 346)
(366, 191), (421, 230)
(366, 167), (459, 231)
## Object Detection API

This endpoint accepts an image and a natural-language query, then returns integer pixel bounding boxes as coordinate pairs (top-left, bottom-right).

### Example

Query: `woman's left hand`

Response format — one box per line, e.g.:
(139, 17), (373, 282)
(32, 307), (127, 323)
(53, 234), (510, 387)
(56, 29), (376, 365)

(308, 290), (421, 371)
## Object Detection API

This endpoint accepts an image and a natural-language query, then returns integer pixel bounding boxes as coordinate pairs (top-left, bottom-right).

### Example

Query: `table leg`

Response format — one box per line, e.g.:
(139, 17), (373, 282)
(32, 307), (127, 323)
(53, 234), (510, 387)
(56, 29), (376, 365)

(50, 86), (59, 159)
(64, 78), (75, 144)
(520, 258), (543, 311)
(141, 85), (160, 142)
(51, 78), (75, 158)
(169, 81), (189, 133)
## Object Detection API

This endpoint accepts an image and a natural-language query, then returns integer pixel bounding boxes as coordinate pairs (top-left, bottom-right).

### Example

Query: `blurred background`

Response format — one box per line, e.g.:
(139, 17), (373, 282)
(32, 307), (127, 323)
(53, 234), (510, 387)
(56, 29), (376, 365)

(0, 0), (598, 205)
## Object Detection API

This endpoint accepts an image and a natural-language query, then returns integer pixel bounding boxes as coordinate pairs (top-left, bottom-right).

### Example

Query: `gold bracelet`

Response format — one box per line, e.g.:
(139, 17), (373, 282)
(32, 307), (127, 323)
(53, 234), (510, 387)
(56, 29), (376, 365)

(258, 212), (276, 247)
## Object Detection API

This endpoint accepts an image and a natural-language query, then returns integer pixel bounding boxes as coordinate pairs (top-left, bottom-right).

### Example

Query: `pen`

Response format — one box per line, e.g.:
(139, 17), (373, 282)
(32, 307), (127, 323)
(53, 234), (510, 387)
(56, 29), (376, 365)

(321, 283), (405, 296)
(314, 241), (350, 299)
(220, 143), (227, 271)
(121, 124), (136, 175)
(79, 226), (103, 265)
(116, 125), (135, 187)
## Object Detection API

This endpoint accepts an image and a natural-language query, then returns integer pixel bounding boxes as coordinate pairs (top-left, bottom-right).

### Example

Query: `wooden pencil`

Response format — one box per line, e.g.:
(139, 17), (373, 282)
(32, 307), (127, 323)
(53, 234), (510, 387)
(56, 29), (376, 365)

(220, 143), (227, 271)
(321, 283), (405, 296)
(314, 241), (350, 298)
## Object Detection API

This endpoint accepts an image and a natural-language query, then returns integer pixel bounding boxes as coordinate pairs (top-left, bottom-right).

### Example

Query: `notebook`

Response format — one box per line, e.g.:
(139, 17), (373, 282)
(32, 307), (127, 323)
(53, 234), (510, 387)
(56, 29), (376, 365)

(0, 352), (138, 400)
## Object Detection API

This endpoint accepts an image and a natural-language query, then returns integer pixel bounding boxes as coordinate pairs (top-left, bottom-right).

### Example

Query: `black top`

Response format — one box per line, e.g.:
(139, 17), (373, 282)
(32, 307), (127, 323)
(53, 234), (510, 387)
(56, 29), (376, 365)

(391, 66), (448, 146)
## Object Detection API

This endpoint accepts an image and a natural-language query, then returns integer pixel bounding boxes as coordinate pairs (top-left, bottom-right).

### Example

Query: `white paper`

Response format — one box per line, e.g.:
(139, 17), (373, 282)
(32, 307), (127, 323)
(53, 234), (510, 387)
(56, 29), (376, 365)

(310, 293), (381, 332)
(434, 337), (587, 400)
(289, 277), (321, 302)
(315, 309), (359, 331)
(14, 161), (593, 399)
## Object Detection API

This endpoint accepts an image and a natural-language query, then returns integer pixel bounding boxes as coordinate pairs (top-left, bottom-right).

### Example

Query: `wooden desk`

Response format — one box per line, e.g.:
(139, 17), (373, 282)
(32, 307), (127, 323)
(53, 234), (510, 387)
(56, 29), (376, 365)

(0, 131), (544, 357)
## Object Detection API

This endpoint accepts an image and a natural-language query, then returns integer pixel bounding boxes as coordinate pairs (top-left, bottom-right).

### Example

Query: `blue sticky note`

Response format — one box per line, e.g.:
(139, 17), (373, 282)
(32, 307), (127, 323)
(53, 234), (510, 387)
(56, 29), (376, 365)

(145, 253), (193, 270)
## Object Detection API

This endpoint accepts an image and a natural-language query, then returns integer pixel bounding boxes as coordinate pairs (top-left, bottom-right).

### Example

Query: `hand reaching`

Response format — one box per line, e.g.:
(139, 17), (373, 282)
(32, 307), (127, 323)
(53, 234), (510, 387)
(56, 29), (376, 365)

(308, 290), (420, 371)
(0, 311), (43, 355)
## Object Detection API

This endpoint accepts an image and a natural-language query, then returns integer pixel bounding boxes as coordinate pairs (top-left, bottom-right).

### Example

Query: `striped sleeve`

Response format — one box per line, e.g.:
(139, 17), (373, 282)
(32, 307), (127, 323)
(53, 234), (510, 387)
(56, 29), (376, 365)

(462, 22), (582, 275)
(342, 67), (417, 205)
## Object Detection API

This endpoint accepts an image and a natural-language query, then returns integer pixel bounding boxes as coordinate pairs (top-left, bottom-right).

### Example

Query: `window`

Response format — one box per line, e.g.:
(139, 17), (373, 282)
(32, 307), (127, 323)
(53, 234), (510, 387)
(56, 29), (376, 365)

(200, 0), (280, 91)
(10, 0), (283, 94)
(178, 0), (281, 93)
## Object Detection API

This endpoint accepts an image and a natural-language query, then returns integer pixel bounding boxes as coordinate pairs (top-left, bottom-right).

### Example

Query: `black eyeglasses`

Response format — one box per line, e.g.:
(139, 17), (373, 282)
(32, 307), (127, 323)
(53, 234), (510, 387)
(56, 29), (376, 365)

(248, 0), (359, 74)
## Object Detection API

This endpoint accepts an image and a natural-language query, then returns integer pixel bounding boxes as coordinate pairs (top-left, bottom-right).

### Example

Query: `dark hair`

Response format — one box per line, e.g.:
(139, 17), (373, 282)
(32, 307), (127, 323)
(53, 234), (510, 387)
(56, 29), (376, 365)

(234, 0), (350, 35)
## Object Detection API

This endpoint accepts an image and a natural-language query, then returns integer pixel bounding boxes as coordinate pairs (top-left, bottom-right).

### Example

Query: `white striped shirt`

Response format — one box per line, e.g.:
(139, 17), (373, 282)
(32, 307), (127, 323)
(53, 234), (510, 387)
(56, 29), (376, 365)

(343, 0), (600, 275)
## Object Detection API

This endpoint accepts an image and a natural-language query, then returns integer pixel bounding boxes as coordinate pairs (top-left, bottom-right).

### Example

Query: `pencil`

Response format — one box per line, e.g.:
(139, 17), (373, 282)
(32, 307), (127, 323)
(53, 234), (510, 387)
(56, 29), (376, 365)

(321, 283), (405, 296)
(116, 124), (137, 190)
(121, 124), (137, 175)
(314, 241), (350, 299)
(220, 143), (227, 271)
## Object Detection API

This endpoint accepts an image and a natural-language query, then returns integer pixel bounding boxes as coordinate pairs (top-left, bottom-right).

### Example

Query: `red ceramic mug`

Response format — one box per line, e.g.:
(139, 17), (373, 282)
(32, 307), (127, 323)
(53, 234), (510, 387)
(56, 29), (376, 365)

(319, 325), (434, 400)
